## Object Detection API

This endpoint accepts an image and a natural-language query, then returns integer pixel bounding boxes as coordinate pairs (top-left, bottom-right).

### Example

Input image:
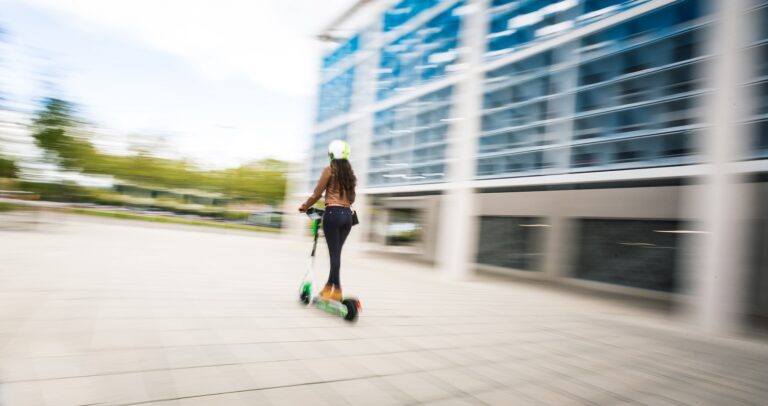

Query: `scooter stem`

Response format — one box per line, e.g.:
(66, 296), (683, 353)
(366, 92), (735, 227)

(310, 219), (320, 257)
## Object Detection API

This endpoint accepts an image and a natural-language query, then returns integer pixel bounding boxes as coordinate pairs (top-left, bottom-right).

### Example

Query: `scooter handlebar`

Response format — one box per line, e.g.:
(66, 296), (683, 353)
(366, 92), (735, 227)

(306, 207), (324, 220)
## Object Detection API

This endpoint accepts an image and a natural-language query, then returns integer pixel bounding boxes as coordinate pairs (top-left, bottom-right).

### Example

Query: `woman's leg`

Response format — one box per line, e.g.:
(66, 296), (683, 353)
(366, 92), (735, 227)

(323, 210), (342, 288)
(334, 213), (353, 287)
(338, 217), (352, 251)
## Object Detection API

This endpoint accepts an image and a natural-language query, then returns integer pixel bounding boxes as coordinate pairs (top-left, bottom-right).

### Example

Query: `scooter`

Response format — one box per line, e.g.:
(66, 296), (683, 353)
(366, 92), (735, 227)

(299, 207), (361, 322)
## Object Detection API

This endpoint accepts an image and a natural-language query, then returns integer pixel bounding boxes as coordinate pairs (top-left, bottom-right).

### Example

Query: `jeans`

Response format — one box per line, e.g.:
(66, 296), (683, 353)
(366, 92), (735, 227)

(323, 207), (352, 288)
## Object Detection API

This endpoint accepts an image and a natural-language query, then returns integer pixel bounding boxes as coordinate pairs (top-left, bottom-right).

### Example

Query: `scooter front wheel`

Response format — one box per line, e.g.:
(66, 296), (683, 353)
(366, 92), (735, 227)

(299, 283), (311, 305)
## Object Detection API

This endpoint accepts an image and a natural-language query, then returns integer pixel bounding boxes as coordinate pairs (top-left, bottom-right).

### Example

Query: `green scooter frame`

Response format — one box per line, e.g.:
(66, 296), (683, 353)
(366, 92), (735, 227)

(299, 208), (361, 322)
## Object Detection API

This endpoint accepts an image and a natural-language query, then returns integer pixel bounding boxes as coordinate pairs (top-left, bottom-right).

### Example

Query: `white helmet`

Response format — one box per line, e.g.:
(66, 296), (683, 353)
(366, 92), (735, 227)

(328, 139), (350, 161)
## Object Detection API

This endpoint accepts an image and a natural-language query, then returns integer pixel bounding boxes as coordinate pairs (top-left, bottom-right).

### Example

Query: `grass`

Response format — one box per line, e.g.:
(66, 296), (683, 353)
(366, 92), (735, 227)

(0, 202), (27, 212)
(66, 208), (281, 234)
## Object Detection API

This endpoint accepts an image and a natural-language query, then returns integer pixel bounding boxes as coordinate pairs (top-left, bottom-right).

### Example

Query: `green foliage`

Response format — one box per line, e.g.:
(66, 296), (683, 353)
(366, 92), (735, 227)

(17, 181), (92, 202)
(0, 156), (17, 178)
(67, 208), (280, 233)
(0, 202), (24, 212)
(29, 97), (289, 204)
(31, 98), (98, 171)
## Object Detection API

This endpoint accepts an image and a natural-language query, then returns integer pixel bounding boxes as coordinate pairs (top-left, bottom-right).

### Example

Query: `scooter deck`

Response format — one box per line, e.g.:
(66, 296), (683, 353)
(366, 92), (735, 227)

(302, 292), (361, 322)
(312, 297), (348, 317)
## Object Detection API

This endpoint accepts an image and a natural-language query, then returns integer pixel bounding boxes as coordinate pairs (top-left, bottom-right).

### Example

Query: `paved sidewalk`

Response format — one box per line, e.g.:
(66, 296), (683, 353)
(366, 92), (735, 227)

(1, 214), (767, 405)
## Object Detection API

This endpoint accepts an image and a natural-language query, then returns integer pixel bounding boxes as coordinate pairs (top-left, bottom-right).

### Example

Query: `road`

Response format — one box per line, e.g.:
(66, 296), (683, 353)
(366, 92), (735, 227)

(1, 213), (767, 405)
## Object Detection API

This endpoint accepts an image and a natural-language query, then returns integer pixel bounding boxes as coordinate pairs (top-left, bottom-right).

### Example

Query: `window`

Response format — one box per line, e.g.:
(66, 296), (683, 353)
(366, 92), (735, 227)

(748, 186), (768, 328)
(753, 121), (768, 157)
(322, 35), (360, 69)
(476, 216), (546, 271)
(583, 0), (627, 14)
(386, 209), (422, 246)
(574, 117), (603, 140)
(317, 67), (355, 122)
(369, 87), (453, 186)
(662, 131), (692, 158)
(575, 219), (681, 292)
(572, 149), (598, 167)
(580, 62), (607, 85)
(378, 2), (463, 99)
(617, 110), (645, 133)
(383, 0), (441, 32)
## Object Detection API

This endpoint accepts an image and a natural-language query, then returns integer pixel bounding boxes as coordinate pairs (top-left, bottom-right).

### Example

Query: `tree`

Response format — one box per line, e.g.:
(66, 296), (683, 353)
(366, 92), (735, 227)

(0, 156), (17, 178)
(31, 98), (98, 171)
(28, 97), (290, 205)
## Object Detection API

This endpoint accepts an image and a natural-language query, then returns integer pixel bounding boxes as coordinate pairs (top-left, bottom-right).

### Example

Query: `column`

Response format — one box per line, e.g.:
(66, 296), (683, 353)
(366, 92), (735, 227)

(541, 215), (572, 279)
(347, 22), (381, 250)
(435, 0), (488, 280)
(283, 161), (311, 241)
(683, 0), (754, 334)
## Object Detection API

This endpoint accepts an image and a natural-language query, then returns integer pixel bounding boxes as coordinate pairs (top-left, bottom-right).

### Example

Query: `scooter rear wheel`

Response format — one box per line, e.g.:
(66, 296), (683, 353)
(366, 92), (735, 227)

(342, 299), (359, 322)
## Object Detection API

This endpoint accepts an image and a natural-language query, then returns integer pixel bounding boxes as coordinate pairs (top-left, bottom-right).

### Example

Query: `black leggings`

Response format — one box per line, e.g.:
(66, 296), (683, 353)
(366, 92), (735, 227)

(323, 207), (353, 288)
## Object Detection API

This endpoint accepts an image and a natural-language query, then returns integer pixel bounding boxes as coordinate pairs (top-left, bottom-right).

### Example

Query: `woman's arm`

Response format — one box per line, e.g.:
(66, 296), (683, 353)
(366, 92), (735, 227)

(299, 166), (332, 212)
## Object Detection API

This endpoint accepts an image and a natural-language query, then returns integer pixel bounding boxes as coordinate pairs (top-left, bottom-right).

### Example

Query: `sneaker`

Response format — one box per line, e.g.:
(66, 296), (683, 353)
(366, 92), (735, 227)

(319, 284), (342, 302)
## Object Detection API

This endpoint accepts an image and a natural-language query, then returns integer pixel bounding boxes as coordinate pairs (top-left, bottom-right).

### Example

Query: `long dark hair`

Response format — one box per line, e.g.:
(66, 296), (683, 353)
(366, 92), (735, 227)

(330, 159), (356, 199)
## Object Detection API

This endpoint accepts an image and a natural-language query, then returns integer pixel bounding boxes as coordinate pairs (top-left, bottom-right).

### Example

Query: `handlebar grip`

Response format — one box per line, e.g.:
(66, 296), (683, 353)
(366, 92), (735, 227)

(305, 207), (322, 218)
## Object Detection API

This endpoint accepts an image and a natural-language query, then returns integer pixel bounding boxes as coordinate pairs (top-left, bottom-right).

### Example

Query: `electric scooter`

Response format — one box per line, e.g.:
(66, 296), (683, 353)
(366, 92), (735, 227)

(299, 207), (361, 322)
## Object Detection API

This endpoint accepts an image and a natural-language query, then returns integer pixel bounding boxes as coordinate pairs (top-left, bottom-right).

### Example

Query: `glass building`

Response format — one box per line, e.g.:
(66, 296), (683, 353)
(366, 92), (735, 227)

(295, 0), (768, 334)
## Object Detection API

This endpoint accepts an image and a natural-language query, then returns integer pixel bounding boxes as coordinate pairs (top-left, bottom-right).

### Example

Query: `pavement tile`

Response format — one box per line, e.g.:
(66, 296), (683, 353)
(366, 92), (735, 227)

(474, 387), (551, 405)
(322, 378), (403, 406)
(242, 360), (320, 389)
(419, 394), (487, 406)
(427, 368), (495, 394)
(380, 372), (455, 403)
(515, 382), (602, 406)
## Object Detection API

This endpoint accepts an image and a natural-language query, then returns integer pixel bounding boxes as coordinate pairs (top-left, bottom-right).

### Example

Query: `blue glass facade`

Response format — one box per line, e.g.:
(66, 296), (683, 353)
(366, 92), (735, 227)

(317, 67), (355, 123)
(309, 0), (765, 192)
(368, 87), (453, 186)
(487, 0), (654, 59)
(749, 1), (768, 158)
(478, 50), (561, 176)
(477, 0), (710, 178)
(317, 34), (362, 124)
(383, 0), (443, 32)
(569, 0), (707, 171)
(305, 0), (768, 322)
(488, 0), (579, 56)
(377, 2), (463, 100)
(322, 35), (359, 69)
(308, 125), (348, 190)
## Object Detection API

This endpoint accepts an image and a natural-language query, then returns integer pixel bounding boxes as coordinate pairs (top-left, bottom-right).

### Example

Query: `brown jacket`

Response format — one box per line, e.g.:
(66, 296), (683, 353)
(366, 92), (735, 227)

(301, 166), (355, 210)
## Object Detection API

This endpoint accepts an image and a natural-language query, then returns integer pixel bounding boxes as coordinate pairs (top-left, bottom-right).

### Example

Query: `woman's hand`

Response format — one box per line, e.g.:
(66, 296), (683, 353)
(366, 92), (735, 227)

(298, 205), (307, 213)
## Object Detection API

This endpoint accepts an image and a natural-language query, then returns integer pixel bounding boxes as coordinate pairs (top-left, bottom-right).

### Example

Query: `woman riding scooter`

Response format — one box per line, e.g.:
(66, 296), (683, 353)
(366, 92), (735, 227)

(299, 140), (356, 302)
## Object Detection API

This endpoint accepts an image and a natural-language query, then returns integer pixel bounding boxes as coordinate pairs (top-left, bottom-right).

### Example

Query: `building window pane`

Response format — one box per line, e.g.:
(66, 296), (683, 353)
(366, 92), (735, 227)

(749, 186), (768, 329)
(575, 219), (681, 292)
(386, 209), (422, 246)
(369, 86), (452, 186)
(476, 216), (546, 271)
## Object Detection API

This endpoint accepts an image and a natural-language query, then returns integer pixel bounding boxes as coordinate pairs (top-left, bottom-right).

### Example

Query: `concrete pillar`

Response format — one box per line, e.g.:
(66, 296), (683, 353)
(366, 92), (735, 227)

(546, 6), (581, 172)
(283, 160), (311, 241)
(288, 21), (381, 246)
(683, 0), (754, 334)
(347, 21), (381, 249)
(542, 215), (572, 279)
(435, 0), (487, 280)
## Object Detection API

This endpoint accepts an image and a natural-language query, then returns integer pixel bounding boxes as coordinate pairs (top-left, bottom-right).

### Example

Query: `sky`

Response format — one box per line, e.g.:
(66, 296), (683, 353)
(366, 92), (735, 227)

(1, 0), (353, 168)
